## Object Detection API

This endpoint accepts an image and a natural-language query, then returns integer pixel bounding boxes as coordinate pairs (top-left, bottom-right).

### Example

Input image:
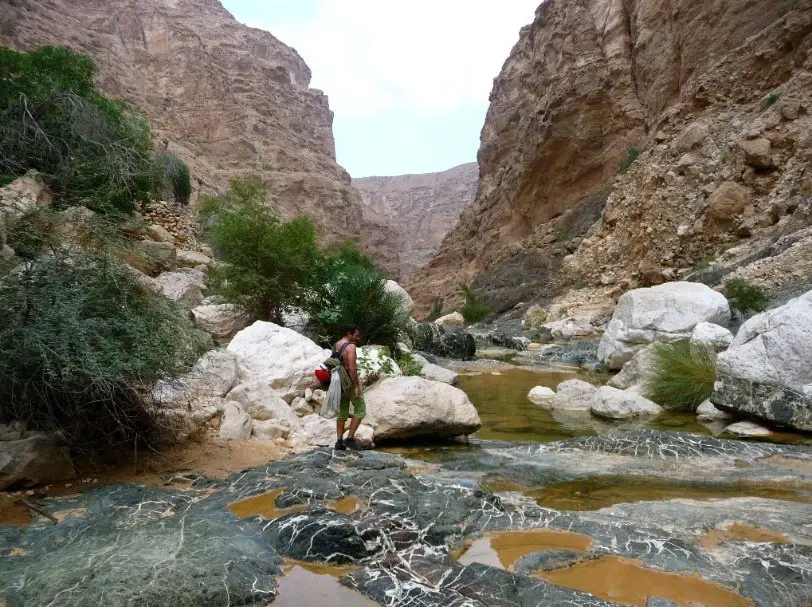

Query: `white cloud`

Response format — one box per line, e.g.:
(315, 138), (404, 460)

(241, 0), (538, 117)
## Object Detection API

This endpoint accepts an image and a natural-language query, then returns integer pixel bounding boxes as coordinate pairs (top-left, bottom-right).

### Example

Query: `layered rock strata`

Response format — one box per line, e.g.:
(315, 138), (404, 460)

(354, 163), (478, 281)
(411, 0), (812, 317)
(0, 0), (398, 273)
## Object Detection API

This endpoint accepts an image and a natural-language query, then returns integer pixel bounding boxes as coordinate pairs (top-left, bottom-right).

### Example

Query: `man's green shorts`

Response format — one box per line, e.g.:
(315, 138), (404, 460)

(337, 394), (366, 421)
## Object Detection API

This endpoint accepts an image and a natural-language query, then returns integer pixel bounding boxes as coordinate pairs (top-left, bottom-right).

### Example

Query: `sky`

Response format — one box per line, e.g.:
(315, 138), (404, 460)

(220, 1), (539, 178)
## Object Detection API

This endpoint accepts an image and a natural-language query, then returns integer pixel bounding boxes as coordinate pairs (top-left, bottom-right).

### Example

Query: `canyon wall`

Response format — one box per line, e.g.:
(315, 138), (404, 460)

(0, 0), (399, 274)
(411, 0), (812, 317)
(354, 163), (478, 281)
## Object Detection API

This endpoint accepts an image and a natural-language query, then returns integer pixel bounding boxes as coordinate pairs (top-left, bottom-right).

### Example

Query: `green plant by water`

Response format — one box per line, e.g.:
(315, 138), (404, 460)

(458, 283), (492, 324)
(724, 278), (768, 315)
(643, 340), (716, 412)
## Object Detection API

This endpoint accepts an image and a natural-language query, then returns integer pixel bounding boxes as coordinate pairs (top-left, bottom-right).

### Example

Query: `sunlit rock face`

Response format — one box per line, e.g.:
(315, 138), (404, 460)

(411, 0), (812, 317)
(0, 0), (399, 274)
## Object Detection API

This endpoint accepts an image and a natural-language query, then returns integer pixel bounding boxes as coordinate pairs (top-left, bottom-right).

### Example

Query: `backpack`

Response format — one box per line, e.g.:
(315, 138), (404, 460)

(314, 342), (353, 394)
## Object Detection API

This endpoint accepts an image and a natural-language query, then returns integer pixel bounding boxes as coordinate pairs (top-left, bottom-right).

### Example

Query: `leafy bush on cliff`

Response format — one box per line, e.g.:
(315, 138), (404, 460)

(459, 283), (492, 324)
(618, 147), (641, 173)
(201, 179), (320, 322)
(0, 250), (211, 454)
(305, 243), (410, 352)
(724, 278), (768, 316)
(0, 46), (156, 213)
(643, 340), (716, 412)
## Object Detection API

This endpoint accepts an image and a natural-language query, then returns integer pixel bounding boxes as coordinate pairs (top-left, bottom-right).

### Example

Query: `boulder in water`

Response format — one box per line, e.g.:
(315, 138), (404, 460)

(712, 290), (812, 431)
(598, 282), (730, 369)
(363, 377), (481, 441)
(412, 353), (458, 384)
(527, 386), (555, 405)
(590, 386), (663, 419)
(227, 321), (330, 390)
(411, 322), (476, 360)
(549, 379), (597, 411)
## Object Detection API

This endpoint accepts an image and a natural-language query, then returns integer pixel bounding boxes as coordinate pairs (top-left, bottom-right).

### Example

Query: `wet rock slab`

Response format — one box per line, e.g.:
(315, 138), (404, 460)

(0, 432), (810, 606)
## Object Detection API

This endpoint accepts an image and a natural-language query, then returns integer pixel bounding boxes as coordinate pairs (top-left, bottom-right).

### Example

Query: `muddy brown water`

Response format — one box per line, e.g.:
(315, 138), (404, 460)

(274, 561), (376, 607)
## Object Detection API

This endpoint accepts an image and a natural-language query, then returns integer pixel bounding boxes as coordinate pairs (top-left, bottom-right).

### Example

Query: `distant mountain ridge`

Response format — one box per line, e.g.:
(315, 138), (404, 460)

(353, 162), (478, 281)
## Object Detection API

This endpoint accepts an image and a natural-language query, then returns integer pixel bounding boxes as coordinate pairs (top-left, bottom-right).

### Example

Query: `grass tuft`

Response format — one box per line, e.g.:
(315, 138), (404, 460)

(643, 340), (716, 412)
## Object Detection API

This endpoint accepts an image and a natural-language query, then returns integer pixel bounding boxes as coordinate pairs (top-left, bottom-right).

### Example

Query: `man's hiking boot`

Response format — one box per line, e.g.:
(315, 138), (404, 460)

(334, 439), (346, 451)
(344, 437), (361, 451)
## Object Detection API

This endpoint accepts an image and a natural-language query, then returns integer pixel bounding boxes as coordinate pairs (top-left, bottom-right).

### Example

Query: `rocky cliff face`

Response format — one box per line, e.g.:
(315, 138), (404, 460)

(354, 163), (478, 281)
(0, 0), (398, 274)
(411, 0), (812, 317)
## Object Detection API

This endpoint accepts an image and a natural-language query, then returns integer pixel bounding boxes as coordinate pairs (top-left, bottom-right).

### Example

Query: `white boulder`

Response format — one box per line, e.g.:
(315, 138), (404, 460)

(696, 399), (733, 422)
(597, 282), (731, 369)
(154, 268), (206, 306)
(363, 377), (481, 440)
(690, 322), (734, 350)
(590, 386), (663, 420)
(544, 317), (597, 340)
(608, 344), (658, 390)
(548, 379), (597, 411)
(281, 308), (310, 333)
(291, 397), (314, 417)
(251, 420), (291, 441)
(154, 349), (239, 405)
(434, 312), (465, 327)
(385, 280), (415, 313)
(716, 291), (812, 394)
(227, 321), (330, 390)
(192, 303), (251, 340)
(527, 386), (555, 405)
(412, 353), (458, 384)
(227, 381), (300, 429)
(219, 402), (252, 440)
(176, 249), (213, 267)
(724, 421), (771, 437)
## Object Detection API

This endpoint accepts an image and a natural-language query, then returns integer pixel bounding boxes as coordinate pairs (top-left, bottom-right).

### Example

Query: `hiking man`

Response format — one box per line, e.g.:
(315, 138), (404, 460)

(331, 324), (365, 450)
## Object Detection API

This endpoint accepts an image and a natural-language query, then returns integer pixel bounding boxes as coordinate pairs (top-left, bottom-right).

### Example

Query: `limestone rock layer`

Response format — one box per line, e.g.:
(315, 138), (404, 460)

(411, 0), (812, 316)
(0, 0), (399, 274)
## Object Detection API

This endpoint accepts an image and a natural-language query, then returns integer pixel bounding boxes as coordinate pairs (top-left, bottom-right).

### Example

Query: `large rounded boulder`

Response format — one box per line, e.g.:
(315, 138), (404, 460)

(362, 377), (481, 441)
(712, 290), (812, 431)
(598, 282), (730, 369)
(227, 321), (329, 390)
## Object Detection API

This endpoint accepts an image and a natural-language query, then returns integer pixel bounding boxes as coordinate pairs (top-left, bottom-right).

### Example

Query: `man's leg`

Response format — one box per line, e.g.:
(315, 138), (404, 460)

(346, 415), (362, 439)
(336, 419), (346, 441)
(335, 395), (350, 450)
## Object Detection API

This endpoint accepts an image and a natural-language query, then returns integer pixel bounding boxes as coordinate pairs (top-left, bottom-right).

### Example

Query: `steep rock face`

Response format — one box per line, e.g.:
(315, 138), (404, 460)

(354, 163), (478, 281)
(411, 0), (812, 317)
(0, 0), (398, 273)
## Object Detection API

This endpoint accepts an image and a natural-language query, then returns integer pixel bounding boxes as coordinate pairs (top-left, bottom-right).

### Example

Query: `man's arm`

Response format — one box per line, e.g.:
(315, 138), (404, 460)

(346, 344), (361, 399)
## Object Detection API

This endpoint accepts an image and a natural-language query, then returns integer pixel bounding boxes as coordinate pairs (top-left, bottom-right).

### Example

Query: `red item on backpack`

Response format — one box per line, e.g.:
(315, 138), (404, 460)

(315, 368), (330, 383)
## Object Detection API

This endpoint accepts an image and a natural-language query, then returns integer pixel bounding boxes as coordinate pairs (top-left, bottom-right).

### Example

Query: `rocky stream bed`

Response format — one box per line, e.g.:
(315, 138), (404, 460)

(1, 364), (811, 607)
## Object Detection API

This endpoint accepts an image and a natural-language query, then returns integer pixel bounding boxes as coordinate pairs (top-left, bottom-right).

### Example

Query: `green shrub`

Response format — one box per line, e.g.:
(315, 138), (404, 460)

(427, 299), (445, 322)
(618, 147), (641, 173)
(458, 283), (491, 324)
(201, 180), (319, 322)
(765, 92), (781, 109)
(397, 352), (423, 376)
(306, 243), (410, 352)
(643, 340), (716, 412)
(724, 278), (768, 315)
(0, 250), (211, 454)
(153, 152), (192, 204)
(0, 46), (156, 213)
